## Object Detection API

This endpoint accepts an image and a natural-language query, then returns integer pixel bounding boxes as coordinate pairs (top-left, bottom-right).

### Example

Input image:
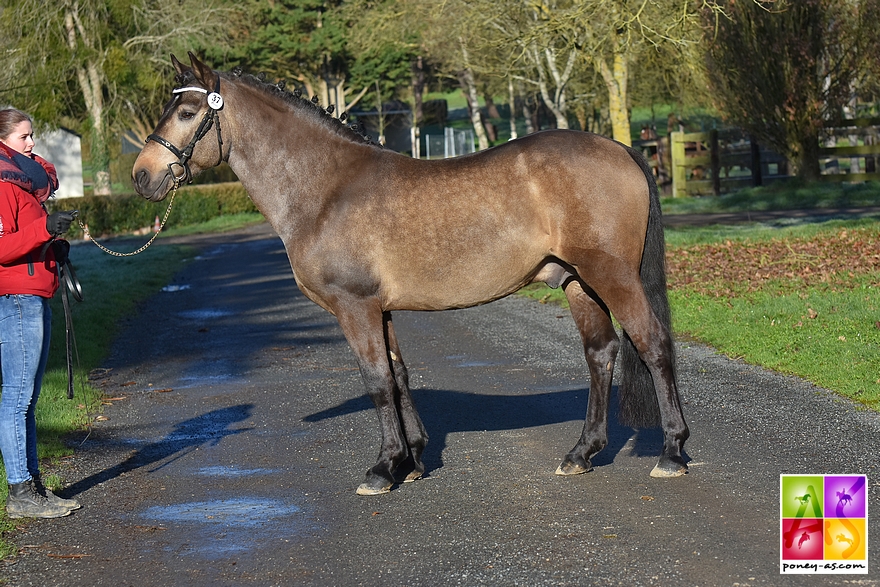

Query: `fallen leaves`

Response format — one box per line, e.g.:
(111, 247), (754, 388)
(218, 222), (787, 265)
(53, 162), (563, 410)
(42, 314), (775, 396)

(667, 227), (880, 298)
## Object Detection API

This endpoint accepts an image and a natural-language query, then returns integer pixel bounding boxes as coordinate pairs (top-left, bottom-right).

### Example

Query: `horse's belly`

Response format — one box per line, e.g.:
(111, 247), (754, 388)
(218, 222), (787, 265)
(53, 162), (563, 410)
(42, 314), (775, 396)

(380, 257), (539, 311)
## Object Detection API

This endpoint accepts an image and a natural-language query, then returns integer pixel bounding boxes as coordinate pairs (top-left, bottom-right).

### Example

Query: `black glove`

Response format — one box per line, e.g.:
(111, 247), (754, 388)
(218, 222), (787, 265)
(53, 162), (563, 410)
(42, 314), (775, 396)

(46, 210), (77, 237)
(52, 239), (70, 265)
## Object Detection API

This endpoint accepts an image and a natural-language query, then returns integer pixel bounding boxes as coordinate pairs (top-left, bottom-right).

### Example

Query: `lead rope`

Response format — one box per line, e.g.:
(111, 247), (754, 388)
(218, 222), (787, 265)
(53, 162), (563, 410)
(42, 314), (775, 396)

(78, 186), (178, 257)
(69, 186), (177, 440)
(54, 249), (95, 442)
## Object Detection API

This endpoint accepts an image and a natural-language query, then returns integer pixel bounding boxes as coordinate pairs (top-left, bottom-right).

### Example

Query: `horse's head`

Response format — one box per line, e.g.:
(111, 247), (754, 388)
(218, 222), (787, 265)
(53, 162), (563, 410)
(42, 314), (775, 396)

(132, 52), (227, 201)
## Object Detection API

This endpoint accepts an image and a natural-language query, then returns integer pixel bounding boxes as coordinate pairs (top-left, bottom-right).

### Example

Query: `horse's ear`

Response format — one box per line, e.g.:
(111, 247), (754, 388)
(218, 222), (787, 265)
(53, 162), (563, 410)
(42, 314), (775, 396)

(171, 54), (188, 75)
(188, 51), (218, 90)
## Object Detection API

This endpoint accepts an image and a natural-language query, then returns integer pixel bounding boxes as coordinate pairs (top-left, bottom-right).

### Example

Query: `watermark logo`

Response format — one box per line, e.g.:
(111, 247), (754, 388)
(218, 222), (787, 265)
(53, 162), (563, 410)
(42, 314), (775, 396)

(780, 474), (868, 574)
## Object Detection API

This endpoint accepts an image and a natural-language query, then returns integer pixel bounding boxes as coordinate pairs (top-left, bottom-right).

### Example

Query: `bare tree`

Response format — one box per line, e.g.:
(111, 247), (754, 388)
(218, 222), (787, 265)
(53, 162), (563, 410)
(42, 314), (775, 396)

(0, 0), (232, 194)
(705, 0), (880, 179)
(481, 0), (725, 145)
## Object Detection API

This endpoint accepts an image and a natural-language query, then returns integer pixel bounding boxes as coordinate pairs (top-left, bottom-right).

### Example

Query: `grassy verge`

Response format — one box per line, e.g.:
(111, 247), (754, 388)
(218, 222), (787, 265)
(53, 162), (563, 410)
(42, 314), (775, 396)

(0, 212), (264, 559)
(661, 180), (880, 215)
(665, 219), (879, 406)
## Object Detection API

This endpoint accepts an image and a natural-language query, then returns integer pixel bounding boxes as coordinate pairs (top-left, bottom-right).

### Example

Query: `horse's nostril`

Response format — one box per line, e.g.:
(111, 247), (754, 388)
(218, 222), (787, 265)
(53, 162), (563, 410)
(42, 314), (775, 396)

(134, 168), (149, 191)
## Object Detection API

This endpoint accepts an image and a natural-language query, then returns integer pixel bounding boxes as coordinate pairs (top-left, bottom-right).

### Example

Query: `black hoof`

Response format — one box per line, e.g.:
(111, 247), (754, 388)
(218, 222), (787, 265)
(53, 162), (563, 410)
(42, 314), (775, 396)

(393, 455), (425, 484)
(555, 453), (592, 476)
(650, 456), (688, 478)
(356, 468), (394, 496)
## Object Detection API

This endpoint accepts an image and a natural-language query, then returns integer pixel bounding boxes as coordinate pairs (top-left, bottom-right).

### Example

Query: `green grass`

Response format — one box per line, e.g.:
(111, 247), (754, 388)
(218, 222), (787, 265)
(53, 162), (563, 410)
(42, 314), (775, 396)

(669, 283), (879, 404)
(664, 215), (880, 247)
(0, 213), (263, 559)
(155, 211), (265, 236)
(661, 181), (880, 215)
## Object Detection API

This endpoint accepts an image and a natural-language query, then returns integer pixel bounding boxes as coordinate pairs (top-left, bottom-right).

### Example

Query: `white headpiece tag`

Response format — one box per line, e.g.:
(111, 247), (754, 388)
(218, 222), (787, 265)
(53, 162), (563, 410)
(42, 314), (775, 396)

(207, 92), (224, 110)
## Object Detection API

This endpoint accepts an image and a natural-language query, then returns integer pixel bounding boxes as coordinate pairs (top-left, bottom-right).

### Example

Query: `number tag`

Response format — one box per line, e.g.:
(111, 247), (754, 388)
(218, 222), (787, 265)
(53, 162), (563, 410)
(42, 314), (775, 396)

(207, 92), (224, 110)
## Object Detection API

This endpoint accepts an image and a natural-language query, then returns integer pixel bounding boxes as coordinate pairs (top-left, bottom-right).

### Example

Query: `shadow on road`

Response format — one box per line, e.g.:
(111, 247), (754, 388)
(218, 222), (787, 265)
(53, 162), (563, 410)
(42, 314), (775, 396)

(61, 404), (255, 499)
(304, 387), (671, 476)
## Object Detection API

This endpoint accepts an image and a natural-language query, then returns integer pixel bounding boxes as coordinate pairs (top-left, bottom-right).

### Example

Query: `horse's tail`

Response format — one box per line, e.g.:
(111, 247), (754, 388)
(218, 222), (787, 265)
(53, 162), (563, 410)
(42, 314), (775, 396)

(616, 146), (674, 428)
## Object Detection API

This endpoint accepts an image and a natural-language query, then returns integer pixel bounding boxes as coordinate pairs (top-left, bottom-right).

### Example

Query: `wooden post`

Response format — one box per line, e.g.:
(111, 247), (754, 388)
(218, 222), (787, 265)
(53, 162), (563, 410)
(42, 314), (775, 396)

(710, 129), (720, 196)
(671, 131), (686, 197)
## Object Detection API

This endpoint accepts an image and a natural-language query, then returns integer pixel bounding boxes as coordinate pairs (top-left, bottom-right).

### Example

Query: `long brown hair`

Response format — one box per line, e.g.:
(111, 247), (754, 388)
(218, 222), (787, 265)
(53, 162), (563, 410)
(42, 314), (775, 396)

(0, 108), (32, 142)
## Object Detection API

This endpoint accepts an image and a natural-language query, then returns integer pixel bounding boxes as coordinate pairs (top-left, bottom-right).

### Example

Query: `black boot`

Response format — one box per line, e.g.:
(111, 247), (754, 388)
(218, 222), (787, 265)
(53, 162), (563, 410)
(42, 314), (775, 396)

(6, 479), (72, 519)
(33, 475), (81, 511)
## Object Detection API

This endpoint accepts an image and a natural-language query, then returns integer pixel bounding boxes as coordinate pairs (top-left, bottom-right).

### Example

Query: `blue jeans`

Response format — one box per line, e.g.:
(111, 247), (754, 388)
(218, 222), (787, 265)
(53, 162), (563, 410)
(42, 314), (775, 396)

(0, 295), (51, 485)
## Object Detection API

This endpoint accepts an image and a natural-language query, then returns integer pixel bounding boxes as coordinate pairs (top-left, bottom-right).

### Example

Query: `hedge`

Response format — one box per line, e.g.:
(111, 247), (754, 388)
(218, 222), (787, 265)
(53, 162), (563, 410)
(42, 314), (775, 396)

(45, 182), (259, 239)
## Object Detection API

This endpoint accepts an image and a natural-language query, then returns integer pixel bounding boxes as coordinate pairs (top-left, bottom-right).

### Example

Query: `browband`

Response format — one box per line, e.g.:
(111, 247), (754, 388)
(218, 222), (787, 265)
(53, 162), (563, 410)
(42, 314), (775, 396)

(173, 86), (208, 94)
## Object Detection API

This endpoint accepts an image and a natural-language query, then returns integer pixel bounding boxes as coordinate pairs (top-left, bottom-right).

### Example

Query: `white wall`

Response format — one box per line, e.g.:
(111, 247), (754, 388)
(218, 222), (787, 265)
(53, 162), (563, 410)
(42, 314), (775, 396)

(35, 129), (84, 198)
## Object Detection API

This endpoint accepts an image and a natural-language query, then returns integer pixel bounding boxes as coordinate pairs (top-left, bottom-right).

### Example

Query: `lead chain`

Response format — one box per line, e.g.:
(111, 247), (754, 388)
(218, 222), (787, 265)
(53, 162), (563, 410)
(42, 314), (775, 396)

(79, 188), (178, 257)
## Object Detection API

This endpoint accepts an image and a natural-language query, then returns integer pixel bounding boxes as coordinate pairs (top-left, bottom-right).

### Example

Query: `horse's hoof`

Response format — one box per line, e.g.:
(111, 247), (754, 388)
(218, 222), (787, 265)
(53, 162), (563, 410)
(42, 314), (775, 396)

(402, 471), (423, 483)
(650, 458), (688, 478)
(356, 483), (392, 496)
(555, 459), (591, 476)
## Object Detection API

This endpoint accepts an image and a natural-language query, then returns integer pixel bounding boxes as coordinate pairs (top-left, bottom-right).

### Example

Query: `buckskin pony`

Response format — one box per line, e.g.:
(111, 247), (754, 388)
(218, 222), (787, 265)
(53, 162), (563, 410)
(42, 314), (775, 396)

(132, 53), (689, 496)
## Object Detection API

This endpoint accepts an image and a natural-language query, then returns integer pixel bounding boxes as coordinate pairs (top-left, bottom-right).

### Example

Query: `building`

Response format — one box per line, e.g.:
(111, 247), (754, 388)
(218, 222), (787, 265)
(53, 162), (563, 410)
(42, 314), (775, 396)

(36, 128), (84, 198)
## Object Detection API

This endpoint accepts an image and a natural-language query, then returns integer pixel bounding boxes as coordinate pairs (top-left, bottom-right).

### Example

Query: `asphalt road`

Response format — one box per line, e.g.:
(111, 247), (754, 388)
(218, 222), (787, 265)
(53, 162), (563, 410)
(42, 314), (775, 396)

(5, 222), (879, 587)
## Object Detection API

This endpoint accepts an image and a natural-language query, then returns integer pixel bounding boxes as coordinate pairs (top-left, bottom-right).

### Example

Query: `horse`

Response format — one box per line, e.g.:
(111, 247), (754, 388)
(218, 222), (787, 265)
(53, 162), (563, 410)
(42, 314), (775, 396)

(131, 53), (689, 496)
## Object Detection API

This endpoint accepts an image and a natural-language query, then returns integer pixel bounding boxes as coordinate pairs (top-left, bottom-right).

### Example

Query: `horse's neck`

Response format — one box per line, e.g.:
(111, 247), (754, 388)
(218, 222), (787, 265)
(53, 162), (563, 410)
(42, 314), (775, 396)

(222, 92), (372, 239)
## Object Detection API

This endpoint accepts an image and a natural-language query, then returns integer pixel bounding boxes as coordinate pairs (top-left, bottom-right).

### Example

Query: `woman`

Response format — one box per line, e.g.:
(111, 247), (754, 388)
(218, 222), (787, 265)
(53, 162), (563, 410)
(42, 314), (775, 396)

(0, 108), (80, 518)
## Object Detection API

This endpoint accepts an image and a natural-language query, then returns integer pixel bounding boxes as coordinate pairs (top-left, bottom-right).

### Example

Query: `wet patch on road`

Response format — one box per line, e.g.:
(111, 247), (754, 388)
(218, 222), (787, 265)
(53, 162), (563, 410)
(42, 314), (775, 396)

(177, 308), (232, 320)
(195, 465), (278, 477)
(138, 497), (311, 559)
(173, 359), (246, 391)
(141, 498), (300, 527)
(445, 355), (501, 368)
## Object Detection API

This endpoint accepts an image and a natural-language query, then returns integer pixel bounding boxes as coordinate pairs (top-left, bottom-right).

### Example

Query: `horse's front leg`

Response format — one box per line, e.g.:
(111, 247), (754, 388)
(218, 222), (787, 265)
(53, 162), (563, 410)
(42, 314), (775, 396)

(334, 301), (414, 495)
(384, 312), (428, 484)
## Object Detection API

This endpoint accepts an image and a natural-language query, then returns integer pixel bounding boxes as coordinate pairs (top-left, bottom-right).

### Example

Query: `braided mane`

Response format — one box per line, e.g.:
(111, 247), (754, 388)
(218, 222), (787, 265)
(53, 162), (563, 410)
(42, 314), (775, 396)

(190, 68), (381, 147)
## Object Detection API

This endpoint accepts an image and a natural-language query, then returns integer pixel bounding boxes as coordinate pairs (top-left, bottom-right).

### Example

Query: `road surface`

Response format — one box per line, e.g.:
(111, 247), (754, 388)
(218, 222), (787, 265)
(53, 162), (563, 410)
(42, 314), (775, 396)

(5, 222), (879, 586)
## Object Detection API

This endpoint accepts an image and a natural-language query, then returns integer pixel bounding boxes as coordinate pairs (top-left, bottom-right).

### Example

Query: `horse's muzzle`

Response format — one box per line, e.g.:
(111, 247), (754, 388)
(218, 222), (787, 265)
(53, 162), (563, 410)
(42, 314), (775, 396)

(132, 167), (173, 202)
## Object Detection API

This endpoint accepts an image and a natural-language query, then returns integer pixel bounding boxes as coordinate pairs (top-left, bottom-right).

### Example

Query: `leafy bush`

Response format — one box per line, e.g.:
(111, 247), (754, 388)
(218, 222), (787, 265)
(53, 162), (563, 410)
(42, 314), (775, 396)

(46, 182), (258, 238)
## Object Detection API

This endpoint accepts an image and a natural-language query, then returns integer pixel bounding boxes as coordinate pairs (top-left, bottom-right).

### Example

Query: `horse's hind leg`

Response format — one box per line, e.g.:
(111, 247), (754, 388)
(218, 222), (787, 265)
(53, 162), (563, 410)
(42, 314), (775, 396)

(556, 279), (620, 476)
(384, 312), (428, 483)
(591, 270), (689, 478)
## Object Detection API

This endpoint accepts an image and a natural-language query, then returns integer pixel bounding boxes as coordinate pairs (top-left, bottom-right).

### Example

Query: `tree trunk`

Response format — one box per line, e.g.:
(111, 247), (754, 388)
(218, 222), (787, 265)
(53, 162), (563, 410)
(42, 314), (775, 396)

(528, 45), (572, 130)
(507, 78), (518, 141)
(523, 96), (536, 134)
(793, 132), (822, 180)
(65, 8), (111, 195)
(596, 52), (631, 146)
(536, 77), (568, 130)
(458, 68), (490, 150)
(484, 94), (501, 120)
(411, 56), (426, 158)
(458, 40), (489, 151)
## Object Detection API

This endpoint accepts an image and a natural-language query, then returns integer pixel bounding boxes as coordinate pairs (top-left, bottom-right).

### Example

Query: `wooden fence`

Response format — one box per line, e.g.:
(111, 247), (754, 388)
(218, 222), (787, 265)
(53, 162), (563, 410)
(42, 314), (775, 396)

(634, 119), (880, 197)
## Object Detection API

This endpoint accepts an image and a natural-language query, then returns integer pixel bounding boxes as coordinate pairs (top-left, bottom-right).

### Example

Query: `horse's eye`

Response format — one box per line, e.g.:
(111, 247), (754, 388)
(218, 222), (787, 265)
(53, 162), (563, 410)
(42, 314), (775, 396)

(179, 110), (196, 121)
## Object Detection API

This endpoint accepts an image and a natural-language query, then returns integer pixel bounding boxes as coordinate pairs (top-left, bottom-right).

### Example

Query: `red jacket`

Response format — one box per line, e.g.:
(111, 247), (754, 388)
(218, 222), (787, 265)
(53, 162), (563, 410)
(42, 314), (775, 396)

(0, 146), (59, 298)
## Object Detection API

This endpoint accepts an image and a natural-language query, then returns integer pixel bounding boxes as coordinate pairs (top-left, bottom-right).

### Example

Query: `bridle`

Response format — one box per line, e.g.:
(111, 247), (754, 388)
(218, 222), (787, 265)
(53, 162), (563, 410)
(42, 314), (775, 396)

(80, 75), (224, 258)
(146, 76), (225, 188)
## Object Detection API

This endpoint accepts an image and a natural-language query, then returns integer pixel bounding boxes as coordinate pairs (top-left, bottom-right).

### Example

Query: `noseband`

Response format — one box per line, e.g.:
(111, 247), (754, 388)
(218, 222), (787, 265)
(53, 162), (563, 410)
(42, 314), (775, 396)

(146, 76), (224, 188)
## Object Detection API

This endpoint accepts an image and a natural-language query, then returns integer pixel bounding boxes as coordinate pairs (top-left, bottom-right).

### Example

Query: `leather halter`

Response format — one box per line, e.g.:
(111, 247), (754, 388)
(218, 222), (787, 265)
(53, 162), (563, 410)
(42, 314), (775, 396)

(146, 76), (224, 188)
